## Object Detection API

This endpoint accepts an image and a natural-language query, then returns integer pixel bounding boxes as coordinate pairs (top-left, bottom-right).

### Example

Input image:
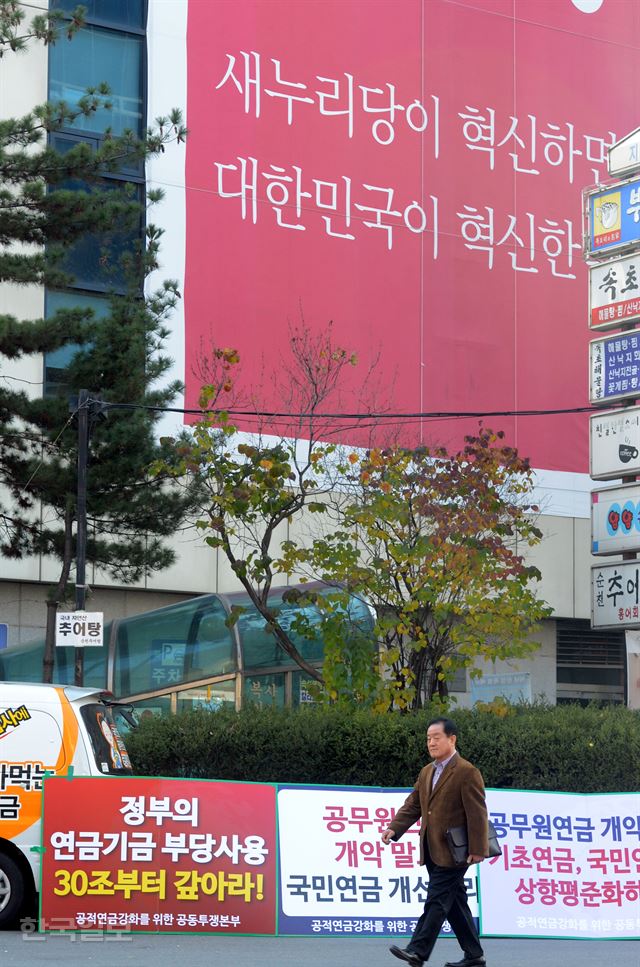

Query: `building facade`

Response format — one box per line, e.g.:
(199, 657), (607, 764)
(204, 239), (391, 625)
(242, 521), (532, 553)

(1, 0), (638, 708)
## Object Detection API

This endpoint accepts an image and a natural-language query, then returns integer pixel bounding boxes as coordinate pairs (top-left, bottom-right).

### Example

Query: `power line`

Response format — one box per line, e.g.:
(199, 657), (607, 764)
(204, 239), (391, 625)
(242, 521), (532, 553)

(90, 399), (598, 420)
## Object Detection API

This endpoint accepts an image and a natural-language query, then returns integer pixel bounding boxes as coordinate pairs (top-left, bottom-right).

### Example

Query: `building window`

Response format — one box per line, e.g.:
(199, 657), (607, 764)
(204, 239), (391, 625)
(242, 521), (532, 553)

(556, 619), (625, 704)
(45, 8), (147, 394)
(113, 598), (237, 698)
(49, 25), (144, 137)
(51, 0), (146, 31)
(43, 290), (110, 396)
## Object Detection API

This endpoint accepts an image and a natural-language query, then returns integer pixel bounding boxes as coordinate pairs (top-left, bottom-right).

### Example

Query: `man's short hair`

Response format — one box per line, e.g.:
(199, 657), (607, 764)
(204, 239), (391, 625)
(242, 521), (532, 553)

(427, 716), (458, 737)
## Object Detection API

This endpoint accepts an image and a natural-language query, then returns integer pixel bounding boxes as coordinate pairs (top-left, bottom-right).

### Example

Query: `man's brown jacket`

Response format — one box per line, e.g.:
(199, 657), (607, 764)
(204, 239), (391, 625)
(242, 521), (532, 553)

(387, 753), (489, 867)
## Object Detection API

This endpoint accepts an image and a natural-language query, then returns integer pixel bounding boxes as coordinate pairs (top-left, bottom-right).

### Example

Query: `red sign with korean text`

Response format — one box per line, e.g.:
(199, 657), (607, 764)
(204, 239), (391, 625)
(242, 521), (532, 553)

(183, 0), (640, 473)
(41, 776), (277, 934)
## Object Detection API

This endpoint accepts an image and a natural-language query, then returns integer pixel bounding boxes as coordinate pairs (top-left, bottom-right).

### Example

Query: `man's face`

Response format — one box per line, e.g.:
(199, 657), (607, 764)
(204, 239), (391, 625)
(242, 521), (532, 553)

(427, 723), (456, 763)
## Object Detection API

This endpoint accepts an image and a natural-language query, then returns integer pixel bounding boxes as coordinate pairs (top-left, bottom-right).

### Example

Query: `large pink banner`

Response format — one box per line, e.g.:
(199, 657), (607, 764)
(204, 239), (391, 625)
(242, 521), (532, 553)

(183, 0), (640, 473)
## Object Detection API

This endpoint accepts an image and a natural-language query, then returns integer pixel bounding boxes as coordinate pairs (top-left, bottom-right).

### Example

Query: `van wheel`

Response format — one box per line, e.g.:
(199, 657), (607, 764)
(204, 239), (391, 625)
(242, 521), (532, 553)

(0, 853), (25, 929)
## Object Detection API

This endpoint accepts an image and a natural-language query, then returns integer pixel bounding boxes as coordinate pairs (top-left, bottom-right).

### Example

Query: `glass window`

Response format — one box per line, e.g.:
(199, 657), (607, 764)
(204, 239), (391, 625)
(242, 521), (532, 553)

(176, 681), (236, 714)
(188, 607), (237, 680)
(49, 26), (143, 137)
(243, 673), (285, 708)
(0, 637), (56, 683)
(49, 130), (144, 178)
(0, 631), (106, 687)
(238, 593), (325, 670)
(75, 642), (109, 690)
(51, 178), (142, 292)
(80, 703), (133, 774)
(237, 588), (375, 671)
(130, 695), (172, 720)
(291, 671), (317, 708)
(51, 0), (145, 30)
(113, 597), (236, 698)
(44, 290), (110, 396)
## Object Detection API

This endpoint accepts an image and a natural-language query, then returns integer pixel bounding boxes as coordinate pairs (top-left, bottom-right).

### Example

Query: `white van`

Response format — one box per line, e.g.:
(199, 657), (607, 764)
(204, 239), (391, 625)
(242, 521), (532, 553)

(0, 682), (134, 928)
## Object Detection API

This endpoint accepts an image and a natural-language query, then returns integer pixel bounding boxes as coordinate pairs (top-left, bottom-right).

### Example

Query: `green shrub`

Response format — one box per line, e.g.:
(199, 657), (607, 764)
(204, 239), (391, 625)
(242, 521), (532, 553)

(124, 702), (640, 793)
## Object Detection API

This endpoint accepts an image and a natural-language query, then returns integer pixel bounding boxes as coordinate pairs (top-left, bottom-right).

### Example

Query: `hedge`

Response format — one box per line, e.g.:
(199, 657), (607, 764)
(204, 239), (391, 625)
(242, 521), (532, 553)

(124, 702), (640, 793)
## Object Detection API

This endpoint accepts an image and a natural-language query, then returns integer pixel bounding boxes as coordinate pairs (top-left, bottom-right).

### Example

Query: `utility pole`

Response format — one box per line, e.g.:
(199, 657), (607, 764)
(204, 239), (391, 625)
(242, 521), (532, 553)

(74, 389), (89, 687)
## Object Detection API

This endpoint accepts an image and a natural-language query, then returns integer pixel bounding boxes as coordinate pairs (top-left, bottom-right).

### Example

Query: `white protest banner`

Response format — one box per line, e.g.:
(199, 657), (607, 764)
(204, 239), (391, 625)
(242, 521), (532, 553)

(277, 785), (479, 938)
(480, 789), (640, 939)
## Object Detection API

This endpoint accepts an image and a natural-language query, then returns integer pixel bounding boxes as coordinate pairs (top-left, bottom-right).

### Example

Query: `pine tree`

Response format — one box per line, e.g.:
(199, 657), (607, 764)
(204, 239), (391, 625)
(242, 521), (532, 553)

(0, 1), (197, 682)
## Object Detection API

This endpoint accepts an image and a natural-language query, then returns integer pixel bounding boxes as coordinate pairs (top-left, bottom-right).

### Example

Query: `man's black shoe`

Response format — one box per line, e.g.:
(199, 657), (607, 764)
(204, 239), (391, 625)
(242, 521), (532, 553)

(389, 945), (423, 967)
(443, 958), (486, 967)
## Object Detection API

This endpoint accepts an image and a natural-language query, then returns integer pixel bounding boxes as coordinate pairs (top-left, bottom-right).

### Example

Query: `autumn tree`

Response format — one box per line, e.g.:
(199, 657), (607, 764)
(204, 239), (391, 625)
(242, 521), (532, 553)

(162, 327), (381, 699)
(301, 430), (552, 709)
(165, 328), (550, 710)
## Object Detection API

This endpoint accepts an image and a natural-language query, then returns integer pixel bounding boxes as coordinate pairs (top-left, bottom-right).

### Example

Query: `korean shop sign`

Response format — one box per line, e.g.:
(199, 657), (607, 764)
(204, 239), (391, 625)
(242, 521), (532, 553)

(591, 561), (640, 629)
(589, 330), (640, 405)
(591, 482), (640, 555)
(589, 253), (640, 331)
(585, 176), (640, 259)
(55, 611), (103, 648)
(589, 406), (640, 480)
(608, 127), (640, 180)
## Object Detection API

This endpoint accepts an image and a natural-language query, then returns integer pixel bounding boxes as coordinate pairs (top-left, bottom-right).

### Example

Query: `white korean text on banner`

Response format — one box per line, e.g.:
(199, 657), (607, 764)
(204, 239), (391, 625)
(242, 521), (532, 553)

(277, 785), (478, 938)
(480, 789), (640, 940)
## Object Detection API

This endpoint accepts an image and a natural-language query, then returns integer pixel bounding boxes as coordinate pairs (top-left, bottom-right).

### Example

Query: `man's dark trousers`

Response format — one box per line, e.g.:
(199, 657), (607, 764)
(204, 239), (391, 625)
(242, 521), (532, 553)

(406, 848), (484, 963)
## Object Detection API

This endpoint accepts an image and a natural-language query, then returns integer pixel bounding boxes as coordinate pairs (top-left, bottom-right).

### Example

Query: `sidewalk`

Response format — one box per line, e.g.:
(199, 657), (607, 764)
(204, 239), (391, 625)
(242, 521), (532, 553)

(1, 933), (638, 967)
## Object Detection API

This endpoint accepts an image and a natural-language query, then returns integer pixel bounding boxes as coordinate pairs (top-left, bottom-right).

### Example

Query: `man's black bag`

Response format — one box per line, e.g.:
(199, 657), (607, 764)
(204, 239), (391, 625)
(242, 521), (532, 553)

(445, 820), (503, 865)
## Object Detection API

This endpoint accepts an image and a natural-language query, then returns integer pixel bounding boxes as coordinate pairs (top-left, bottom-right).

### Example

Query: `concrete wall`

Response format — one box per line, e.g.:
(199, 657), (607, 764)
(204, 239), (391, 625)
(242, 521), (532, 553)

(0, 510), (589, 653)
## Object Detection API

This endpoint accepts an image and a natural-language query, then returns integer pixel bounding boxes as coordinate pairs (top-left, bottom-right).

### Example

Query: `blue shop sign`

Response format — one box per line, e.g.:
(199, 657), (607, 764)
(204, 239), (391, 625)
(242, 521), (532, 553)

(587, 176), (640, 259)
(589, 330), (640, 405)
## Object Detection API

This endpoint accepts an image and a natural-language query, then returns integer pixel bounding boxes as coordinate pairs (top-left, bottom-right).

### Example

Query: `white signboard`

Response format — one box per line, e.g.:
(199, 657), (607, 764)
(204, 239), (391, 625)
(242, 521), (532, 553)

(609, 127), (640, 179)
(480, 789), (640, 940)
(589, 253), (640, 331)
(277, 786), (478, 933)
(591, 483), (640, 555)
(277, 785), (640, 940)
(591, 561), (640, 629)
(55, 611), (103, 647)
(589, 406), (640, 480)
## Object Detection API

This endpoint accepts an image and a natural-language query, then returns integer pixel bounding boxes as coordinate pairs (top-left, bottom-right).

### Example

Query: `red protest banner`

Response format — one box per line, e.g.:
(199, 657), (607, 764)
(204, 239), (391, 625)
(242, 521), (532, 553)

(41, 776), (277, 933)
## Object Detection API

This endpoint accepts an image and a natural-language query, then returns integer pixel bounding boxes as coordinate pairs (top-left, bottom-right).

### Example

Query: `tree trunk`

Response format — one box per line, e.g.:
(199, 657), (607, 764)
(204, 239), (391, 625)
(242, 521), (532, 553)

(42, 502), (74, 684)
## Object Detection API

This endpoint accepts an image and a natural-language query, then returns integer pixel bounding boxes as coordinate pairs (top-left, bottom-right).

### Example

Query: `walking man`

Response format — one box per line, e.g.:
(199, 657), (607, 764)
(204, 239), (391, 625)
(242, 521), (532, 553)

(381, 717), (489, 967)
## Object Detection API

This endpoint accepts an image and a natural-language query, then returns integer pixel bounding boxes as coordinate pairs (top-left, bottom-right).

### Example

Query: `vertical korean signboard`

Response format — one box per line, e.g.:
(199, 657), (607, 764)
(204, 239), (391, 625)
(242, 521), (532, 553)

(586, 133), (640, 710)
(41, 777), (277, 933)
(591, 560), (640, 629)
